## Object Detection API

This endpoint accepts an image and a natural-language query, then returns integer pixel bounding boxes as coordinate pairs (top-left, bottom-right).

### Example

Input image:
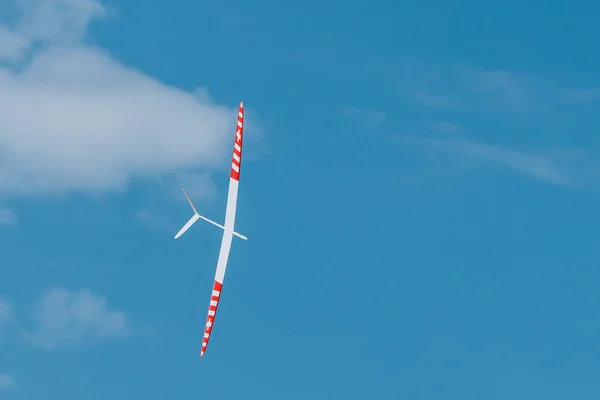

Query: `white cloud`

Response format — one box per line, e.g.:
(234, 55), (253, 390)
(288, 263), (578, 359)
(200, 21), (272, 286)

(0, 26), (29, 62)
(0, 0), (262, 198)
(15, 0), (107, 46)
(22, 287), (129, 349)
(0, 373), (14, 389)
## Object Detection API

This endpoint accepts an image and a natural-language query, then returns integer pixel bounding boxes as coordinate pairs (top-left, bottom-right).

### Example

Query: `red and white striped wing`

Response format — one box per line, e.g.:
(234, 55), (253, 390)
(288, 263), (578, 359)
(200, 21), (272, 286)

(201, 280), (223, 356)
(200, 101), (245, 357)
(230, 102), (244, 182)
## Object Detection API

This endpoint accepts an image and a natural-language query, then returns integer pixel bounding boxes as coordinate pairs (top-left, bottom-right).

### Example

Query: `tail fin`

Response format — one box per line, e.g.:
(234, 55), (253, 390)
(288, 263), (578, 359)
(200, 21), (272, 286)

(174, 188), (247, 240)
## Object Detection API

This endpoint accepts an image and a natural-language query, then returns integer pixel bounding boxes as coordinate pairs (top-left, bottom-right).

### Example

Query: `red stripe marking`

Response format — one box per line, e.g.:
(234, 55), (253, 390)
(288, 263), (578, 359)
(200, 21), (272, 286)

(230, 101), (244, 181)
(200, 280), (223, 357)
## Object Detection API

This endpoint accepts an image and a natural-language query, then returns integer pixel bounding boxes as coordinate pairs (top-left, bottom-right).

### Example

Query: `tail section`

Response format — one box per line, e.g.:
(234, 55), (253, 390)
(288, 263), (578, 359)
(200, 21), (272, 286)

(174, 212), (201, 239)
(174, 188), (247, 240)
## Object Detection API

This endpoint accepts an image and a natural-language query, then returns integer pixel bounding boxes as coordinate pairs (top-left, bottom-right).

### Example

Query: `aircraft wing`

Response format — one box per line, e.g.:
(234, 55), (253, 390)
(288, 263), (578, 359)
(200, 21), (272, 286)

(200, 101), (245, 357)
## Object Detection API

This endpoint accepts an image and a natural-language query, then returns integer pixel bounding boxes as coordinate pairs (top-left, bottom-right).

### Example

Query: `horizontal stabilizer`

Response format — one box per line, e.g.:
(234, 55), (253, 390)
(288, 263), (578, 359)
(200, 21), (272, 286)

(175, 213), (200, 239)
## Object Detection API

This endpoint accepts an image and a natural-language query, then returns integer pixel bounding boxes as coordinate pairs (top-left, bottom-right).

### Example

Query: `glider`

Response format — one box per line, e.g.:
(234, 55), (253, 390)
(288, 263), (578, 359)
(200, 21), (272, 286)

(174, 101), (247, 357)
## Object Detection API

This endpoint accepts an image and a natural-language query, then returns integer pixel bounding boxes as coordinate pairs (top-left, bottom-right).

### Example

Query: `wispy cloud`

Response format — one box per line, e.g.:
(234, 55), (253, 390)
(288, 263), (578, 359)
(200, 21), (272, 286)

(562, 87), (600, 103)
(135, 170), (217, 233)
(427, 138), (578, 185)
(0, 373), (14, 389)
(0, 207), (17, 227)
(412, 90), (456, 109)
(341, 107), (386, 128)
(0, 0), (264, 198)
(455, 67), (544, 112)
(0, 26), (29, 62)
(424, 121), (463, 135)
(169, 171), (217, 201)
(397, 59), (560, 114)
(135, 208), (178, 234)
(397, 134), (598, 187)
(0, 297), (13, 329)
(389, 57), (600, 186)
(21, 288), (129, 350)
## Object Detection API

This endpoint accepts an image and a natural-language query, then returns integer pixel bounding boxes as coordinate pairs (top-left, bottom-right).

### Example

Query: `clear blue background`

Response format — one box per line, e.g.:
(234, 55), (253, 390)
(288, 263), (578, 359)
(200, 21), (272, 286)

(2, 0), (600, 398)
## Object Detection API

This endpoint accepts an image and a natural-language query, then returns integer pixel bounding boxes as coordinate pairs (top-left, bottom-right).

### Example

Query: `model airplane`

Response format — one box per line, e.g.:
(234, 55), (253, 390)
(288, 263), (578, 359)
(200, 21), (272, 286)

(174, 100), (247, 357)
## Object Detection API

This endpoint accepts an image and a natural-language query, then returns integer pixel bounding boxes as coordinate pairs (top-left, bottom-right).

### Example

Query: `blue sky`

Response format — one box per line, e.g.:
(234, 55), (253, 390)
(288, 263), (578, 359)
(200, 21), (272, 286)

(1, 0), (600, 398)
